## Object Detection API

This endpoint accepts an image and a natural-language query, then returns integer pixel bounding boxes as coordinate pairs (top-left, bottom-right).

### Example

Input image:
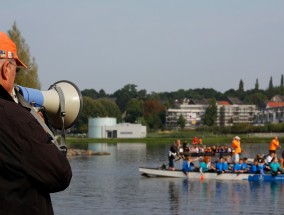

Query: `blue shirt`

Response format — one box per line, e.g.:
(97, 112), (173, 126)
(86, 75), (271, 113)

(232, 163), (242, 172)
(182, 161), (192, 172)
(216, 162), (223, 171)
(241, 163), (249, 170)
(250, 164), (258, 173)
(222, 162), (229, 171)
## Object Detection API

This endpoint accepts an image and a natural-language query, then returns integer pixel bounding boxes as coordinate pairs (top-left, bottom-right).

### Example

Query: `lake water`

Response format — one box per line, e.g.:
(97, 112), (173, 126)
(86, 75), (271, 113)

(51, 142), (284, 215)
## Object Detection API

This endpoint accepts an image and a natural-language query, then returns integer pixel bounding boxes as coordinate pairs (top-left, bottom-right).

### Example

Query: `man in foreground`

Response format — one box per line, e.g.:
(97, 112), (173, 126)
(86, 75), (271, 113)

(0, 32), (72, 215)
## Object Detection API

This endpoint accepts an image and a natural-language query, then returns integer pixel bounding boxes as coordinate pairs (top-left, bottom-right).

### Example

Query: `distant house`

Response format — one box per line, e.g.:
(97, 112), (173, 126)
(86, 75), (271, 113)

(166, 98), (256, 128)
(270, 95), (284, 102)
(255, 99), (284, 124)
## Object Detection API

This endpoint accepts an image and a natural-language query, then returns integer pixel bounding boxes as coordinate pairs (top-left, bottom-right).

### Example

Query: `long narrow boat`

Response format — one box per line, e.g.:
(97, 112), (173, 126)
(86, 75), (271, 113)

(139, 167), (284, 181)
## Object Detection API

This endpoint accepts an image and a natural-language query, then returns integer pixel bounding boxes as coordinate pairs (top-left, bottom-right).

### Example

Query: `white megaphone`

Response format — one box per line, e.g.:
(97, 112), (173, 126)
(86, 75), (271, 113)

(16, 80), (83, 130)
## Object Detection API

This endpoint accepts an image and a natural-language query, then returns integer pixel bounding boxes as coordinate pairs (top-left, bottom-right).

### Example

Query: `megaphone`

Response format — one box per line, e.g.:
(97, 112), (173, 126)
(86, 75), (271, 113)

(16, 80), (83, 130)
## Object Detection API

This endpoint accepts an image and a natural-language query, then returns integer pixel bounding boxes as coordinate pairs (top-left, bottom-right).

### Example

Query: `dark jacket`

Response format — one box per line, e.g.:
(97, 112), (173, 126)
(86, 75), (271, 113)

(169, 143), (179, 159)
(0, 85), (72, 215)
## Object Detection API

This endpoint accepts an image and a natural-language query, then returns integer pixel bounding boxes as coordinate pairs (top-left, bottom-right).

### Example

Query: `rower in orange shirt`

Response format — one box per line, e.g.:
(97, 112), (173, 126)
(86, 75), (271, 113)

(269, 136), (281, 154)
(231, 136), (242, 163)
(192, 136), (199, 145)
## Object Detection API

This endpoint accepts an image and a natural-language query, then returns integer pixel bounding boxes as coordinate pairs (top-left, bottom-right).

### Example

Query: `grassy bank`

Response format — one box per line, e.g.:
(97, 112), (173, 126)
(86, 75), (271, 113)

(66, 130), (278, 146)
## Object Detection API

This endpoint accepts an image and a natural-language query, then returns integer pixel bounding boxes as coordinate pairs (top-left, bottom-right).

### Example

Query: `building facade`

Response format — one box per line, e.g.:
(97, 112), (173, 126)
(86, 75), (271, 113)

(255, 101), (284, 124)
(217, 104), (256, 126)
(88, 117), (146, 138)
(165, 98), (257, 128)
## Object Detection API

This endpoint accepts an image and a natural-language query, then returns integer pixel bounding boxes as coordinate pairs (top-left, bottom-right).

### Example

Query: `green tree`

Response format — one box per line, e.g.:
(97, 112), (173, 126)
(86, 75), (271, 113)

(244, 93), (268, 108)
(203, 99), (217, 126)
(113, 84), (139, 113)
(8, 22), (41, 89)
(146, 113), (162, 130)
(177, 114), (186, 130)
(144, 99), (165, 130)
(269, 76), (273, 90)
(97, 98), (121, 121)
(281, 74), (284, 87)
(81, 89), (99, 99)
(98, 89), (106, 98)
(255, 78), (259, 90)
(238, 79), (244, 92)
(76, 96), (107, 132)
(125, 99), (144, 123)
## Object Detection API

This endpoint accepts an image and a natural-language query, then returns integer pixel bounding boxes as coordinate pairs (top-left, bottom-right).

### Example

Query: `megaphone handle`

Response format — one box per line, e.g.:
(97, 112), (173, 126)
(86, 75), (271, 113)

(53, 85), (68, 149)
(15, 88), (62, 150)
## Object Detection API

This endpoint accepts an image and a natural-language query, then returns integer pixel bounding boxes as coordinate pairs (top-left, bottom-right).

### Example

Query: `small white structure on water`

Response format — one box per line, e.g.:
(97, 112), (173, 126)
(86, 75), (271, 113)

(88, 117), (117, 138)
(88, 117), (147, 138)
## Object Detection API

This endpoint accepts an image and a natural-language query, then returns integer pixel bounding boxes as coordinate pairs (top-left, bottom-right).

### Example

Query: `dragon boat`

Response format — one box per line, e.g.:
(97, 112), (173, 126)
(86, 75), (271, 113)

(139, 167), (284, 181)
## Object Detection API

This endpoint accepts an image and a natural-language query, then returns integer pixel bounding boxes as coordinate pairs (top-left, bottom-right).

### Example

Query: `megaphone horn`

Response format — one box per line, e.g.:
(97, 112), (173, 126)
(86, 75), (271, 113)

(16, 80), (83, 130)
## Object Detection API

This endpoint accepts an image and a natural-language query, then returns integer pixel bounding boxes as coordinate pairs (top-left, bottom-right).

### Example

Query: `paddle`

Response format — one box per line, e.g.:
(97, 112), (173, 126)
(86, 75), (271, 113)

(200, 173), (204, 181)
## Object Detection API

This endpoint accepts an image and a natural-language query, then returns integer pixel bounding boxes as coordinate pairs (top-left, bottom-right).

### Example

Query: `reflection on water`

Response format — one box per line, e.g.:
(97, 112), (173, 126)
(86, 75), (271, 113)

(52, 143), (284, 215)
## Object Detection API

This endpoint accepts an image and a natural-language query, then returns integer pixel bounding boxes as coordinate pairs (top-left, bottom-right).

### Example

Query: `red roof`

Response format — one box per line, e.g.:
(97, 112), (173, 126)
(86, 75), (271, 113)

(267, 101), (284, 108)
(217, 101), (230, 106)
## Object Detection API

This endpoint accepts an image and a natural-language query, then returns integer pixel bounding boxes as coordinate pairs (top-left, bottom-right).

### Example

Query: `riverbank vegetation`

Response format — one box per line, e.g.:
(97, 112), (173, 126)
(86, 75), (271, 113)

(66, 130), (282, 148)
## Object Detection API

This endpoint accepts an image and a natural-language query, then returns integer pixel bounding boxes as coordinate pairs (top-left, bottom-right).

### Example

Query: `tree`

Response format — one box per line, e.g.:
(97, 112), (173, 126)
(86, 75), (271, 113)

(8, 22), (41, 89)
(203, 99), (217, 126)
(177, 114), (186, 130)
(98, 89), (107, 98)
(255, 78), (259, 91)
(144, 99), (166, 130)
(238, 79), (244, 92)
(113, 84), (139, 113)
(97, 98), (121, 121)
(244, 93), (268, 108)
(281, 74), (284, 87)
(81, 89), (99, 99)
(269, 76), (273, 90)
(125, 99), (144, 123)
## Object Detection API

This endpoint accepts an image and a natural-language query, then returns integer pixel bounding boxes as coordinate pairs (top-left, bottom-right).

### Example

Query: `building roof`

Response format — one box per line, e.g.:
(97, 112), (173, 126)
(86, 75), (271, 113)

(189, 99), (209, 105)
(270, 95), (284, 102)
(228, 97), (243, 105)
(266, 101), (284, 108)
(217, 101), (230, 106)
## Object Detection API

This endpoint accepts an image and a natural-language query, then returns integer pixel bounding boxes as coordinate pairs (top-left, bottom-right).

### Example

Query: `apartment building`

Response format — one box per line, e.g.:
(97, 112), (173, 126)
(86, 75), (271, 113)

(165, 98), (257, 128)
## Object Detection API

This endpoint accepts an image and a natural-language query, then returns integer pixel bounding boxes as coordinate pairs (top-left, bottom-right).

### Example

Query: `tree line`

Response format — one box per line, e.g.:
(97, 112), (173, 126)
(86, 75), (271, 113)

(76, 76), (284, 133)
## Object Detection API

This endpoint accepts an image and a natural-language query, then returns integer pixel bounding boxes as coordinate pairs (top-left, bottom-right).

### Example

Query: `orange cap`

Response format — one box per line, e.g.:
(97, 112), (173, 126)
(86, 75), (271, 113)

(0, 32), (27, 68)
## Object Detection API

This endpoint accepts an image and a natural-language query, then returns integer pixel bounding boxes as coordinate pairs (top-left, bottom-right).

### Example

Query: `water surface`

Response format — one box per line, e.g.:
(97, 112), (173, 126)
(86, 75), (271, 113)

(52, 143), (284, 215)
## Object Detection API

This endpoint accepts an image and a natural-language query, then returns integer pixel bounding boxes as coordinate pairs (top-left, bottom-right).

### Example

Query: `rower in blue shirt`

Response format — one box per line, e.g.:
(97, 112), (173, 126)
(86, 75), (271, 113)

(250, 158), (259, 173)
(182, 156), (199, 176)
(232, 158), (244, 174)
(222, 157), (229, 173)
(216, 157), (224, 174)
(241, 157), (250, 173)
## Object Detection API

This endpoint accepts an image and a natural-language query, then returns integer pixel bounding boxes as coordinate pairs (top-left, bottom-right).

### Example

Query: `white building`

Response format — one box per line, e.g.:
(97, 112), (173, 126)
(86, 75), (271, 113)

(165, 98), (257, 128)
(217, 103), (256, 126)
(255, 101), (284, 124)
(88, 117), (146, 138)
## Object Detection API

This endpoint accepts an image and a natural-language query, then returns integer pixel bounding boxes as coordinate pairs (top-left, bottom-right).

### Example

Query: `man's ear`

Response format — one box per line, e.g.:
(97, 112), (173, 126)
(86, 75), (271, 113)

(0, 61), (9, 80)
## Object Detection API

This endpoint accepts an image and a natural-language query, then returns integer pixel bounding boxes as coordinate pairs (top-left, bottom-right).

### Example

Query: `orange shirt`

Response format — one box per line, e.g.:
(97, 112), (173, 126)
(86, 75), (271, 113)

(232, 139), (241, 154)
(269, 138), (280, 151)
(192, 137), (198, 144)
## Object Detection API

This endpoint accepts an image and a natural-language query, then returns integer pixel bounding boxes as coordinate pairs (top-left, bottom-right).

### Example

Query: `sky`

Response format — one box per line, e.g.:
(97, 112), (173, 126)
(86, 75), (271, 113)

(1, 1), (284, 94)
